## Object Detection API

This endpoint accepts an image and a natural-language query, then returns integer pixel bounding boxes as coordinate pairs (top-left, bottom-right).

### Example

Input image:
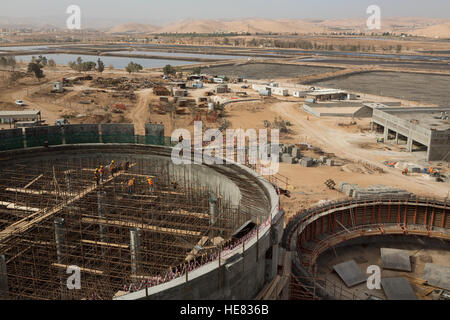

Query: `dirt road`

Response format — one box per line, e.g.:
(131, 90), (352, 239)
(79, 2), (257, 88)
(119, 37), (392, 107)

(127, 88), (152, 135)
(271, 102), (449, 198)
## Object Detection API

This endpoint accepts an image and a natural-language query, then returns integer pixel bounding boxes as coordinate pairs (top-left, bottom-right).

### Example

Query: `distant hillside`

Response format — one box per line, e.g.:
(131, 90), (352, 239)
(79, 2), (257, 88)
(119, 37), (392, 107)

(108, 23), (159, 33)
(106, 18), (450, 36)
(409, 22), (450, 38)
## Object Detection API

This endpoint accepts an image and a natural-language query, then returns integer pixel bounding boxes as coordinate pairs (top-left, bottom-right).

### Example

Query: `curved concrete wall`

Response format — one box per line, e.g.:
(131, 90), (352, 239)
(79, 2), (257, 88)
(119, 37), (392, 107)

(283, 198), (449, 299)
(0, 143), (280, 300)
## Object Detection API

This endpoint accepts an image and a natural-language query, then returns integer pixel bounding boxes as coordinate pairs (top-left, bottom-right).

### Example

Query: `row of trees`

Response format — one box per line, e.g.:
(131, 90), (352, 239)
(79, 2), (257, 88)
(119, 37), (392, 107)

(68, 57), (102, 72)
(67, 57), (145, 74)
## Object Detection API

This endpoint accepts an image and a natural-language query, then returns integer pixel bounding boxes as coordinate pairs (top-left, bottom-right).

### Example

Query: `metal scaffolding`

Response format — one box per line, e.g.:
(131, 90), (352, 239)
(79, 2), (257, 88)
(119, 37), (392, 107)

(0, 156), (253, 300)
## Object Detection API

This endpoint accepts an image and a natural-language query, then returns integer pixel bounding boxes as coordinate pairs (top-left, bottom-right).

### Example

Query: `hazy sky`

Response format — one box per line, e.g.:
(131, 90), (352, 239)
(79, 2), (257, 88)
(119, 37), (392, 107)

(2, 0), (450, 25)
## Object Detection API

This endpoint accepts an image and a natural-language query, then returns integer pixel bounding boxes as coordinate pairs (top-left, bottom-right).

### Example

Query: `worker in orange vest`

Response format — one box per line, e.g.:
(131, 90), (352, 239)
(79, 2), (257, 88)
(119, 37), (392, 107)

(110, 160), (115, 177)
(128, 177), (135, 194)
(147, 176), (154, 193)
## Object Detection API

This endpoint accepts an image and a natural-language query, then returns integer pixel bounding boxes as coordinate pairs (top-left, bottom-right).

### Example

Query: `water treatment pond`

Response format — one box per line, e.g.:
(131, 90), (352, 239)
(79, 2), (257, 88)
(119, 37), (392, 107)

(14, 53), (194, 69)
(200, 63), (339, 79)
(311, 71), (450, 106)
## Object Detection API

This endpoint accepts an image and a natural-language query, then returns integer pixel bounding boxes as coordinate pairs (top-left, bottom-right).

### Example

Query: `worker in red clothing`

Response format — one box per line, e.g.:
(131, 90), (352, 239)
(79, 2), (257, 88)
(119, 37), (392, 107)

(99, 165), (104, 183)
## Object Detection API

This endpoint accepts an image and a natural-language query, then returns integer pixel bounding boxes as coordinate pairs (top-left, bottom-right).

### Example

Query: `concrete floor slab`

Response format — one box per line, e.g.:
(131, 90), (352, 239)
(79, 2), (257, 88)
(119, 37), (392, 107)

(381, 277), (417, 300)
(381, 248), (411, 272)
(333, 260), (367, 287)
(423, 263), (450, 291)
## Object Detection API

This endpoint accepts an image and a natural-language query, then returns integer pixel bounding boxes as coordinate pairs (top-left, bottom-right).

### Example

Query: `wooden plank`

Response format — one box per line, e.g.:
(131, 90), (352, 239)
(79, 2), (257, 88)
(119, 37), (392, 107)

(0, 164), (136, 243)
(81, 217), (201, 237)
(81, 239), (129, 249)
(24, 174), (43, 189)
(185, 236), (209, 261)
(5, 187), (76, 197)
(52, 263), (104, 275)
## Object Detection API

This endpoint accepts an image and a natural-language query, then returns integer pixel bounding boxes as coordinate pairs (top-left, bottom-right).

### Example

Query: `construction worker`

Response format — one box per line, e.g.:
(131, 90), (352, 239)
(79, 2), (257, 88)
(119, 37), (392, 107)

(110, 160), (115, 177)
(94, 168), (100, 186)
(147, 176), (154, 193)
(99, 166), (104, 183)
(171, 180), (178, 191)
(128, 177), (135, 195)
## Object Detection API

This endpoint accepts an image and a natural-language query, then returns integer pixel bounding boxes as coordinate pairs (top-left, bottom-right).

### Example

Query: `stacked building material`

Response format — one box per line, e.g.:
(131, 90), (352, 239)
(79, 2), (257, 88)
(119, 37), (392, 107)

(338, 182), (413, 200)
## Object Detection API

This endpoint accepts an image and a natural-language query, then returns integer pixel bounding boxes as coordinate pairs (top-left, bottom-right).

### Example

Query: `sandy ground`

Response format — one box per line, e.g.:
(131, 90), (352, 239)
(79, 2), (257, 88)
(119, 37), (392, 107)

(1, 63), (448, 223)
(222, 99), (449, 219)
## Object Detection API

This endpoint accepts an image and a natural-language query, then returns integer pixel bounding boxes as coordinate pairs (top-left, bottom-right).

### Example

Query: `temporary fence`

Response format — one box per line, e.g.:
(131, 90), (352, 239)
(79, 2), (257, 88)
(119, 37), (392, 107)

(0, 134), (178, 151)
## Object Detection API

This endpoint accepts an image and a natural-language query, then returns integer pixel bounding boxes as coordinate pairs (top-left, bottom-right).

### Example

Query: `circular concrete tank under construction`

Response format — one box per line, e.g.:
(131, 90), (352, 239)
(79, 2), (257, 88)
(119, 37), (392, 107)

(0, 144), (280, 300)
(283, 199), (450, 300)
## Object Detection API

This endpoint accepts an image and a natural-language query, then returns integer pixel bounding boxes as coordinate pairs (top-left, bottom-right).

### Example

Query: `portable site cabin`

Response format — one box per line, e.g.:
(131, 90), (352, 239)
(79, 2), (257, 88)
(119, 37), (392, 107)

(306, 89), (348, 101)
(293, 91), (308, 98)
(216, 84), (228, 94)
(0, 110), (42, 126)
(272, 87), (289, 97)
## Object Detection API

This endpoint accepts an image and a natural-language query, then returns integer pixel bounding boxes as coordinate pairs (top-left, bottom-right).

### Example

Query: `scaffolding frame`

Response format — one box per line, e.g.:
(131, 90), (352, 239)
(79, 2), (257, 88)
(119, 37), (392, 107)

(0, 156), (256, 300)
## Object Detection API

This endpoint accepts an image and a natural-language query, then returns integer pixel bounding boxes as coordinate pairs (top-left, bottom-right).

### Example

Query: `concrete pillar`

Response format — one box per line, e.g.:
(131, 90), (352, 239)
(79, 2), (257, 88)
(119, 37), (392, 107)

(64, 172), (72, 196)
(407, 137), (413, 152)
(209, 193), (217, 239)
(97, 191), (107, 243)
(395, 132), (399, 144)
(54, 218), (66, 265)
(0, 254), (9, 299)
(130, 227), (142, 278)
(383, 126), (389, 141)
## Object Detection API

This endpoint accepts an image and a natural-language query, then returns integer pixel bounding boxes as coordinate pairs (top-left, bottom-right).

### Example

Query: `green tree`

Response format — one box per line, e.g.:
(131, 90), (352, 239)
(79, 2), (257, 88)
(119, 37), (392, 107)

(163, 64), (176, 76)
(27, 62), (45, 82)
(68, 57), (96, 72)
(125, 62), (143, 74)
(97, 58), (105, 73)
(37, 55), (47, 66)
(192, 66), (202, 75)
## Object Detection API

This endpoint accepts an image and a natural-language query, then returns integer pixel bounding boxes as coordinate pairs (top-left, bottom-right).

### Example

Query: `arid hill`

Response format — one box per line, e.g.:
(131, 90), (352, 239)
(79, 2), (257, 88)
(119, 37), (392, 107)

(108, 18), (450, 37)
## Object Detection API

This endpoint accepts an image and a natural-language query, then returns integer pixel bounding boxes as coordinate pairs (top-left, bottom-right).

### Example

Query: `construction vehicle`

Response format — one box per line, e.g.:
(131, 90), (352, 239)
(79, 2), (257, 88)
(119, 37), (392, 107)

(55, 118), (69, 126)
